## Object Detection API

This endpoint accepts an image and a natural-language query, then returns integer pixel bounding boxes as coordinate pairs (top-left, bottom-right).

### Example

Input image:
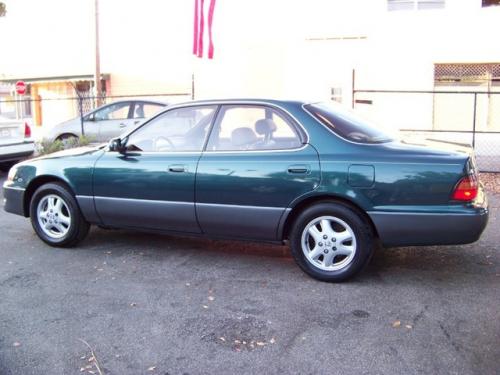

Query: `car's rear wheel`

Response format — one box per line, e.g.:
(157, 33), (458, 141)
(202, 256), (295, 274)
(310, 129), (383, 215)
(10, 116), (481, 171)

(289, 202), (374, 282)
(29, 182), (90, 247)
(56, 133), (78, 146)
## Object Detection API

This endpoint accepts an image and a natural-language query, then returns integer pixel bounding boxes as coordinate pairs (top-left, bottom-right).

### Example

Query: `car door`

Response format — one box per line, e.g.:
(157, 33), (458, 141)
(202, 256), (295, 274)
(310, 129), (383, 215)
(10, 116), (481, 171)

(92, 104), (218, 232)
(92, 101), (134, 142)
(195, 104), (321, 240)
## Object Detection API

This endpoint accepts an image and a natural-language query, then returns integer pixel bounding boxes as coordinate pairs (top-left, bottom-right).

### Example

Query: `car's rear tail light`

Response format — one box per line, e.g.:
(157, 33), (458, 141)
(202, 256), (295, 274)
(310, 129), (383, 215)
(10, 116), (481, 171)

(452, 175), (478, 201)
(24, 122), (31, 138)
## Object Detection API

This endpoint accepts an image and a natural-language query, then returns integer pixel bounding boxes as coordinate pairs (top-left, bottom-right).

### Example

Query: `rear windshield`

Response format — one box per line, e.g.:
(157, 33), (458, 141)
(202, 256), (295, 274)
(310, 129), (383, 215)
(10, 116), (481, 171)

(305, 102), (394, 144)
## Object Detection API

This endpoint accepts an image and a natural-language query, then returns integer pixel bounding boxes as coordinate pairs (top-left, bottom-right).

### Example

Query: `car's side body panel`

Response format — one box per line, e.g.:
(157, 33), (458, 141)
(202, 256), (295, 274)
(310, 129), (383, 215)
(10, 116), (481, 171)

(92, 151), (202, 233)
(195, 145), (321, 240)
(3, 146), (103, 219)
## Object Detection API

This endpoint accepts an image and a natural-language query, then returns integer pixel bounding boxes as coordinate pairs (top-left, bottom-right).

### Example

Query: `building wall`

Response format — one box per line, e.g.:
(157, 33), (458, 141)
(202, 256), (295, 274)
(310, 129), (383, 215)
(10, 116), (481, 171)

(279, 0), (500, 131)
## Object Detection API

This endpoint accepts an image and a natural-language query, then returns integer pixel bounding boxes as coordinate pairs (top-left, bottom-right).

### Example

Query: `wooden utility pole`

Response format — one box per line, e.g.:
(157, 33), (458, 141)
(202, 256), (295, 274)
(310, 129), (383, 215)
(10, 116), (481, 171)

(94, 0), (102, 106)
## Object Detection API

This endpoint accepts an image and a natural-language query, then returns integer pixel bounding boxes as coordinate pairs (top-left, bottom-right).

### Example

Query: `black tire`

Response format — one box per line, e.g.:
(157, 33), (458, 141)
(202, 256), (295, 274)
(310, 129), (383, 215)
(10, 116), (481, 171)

(289, 202), (374, 282)
(29, 182), (90, 247)
(0, 161), (17, 173)
(56, 133), (78, 145)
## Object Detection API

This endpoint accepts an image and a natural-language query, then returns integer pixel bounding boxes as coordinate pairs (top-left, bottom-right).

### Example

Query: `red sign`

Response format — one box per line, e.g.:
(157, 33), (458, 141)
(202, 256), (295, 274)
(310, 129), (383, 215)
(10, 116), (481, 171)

(15, 81), (27, 95)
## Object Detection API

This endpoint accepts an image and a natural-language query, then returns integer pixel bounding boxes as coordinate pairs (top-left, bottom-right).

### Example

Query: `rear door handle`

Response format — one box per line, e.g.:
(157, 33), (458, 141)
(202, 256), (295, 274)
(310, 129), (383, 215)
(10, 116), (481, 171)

(119, 123), (127, 128)
(287, 164), (310, 174)
(168, 164), (186, 173)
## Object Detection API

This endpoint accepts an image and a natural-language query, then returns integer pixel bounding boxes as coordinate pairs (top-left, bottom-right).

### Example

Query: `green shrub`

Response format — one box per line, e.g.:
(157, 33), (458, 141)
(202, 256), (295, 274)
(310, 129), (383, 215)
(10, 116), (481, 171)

(37, 135), (95, 156)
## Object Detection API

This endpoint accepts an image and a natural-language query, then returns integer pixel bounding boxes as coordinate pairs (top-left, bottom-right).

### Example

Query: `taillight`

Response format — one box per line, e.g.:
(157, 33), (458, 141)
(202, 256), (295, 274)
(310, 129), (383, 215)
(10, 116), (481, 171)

(452, 175), (478, 201)
(24, 122), (31, 138)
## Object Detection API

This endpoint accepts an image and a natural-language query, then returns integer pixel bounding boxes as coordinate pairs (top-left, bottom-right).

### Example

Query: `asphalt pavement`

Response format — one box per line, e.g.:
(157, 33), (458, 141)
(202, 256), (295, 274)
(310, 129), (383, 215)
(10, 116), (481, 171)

(1, 173), (499, 375)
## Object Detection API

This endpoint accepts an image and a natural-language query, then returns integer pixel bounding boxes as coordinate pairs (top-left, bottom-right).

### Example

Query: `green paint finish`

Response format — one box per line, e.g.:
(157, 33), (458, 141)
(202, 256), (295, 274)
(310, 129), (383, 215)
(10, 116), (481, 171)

(348, 164), (375, 188)
(3, 99), (488, 245)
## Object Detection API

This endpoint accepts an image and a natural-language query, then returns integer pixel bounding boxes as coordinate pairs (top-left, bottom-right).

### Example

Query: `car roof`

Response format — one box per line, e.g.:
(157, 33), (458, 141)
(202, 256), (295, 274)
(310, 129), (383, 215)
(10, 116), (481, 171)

(170, 98), (310, 107)
(106, 99), (167, 106)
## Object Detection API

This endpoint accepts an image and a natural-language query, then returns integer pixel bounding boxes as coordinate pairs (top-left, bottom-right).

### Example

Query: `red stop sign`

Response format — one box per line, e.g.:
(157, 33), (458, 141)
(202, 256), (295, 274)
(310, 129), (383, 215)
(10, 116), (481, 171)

(15, 81), (27, 95)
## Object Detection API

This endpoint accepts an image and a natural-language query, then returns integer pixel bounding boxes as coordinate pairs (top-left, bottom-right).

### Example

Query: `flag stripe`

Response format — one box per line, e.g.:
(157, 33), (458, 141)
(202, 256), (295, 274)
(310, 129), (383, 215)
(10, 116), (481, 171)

(192, 0), (199, 55)
(197, 0), (205, 58)
(207, 0), (216, 59)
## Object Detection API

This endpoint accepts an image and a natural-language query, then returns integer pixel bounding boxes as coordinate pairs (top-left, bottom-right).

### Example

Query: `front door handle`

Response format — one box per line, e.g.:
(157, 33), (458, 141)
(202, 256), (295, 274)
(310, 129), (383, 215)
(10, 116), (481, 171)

(287, 164), (310, 174)
(168, 164), (186, 173)
(119, 123), (127, 128)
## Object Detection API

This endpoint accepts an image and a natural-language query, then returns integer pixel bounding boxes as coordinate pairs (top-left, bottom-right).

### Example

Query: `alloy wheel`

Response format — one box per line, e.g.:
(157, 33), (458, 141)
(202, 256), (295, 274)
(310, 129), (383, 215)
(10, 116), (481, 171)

(301, 215), (357, 271)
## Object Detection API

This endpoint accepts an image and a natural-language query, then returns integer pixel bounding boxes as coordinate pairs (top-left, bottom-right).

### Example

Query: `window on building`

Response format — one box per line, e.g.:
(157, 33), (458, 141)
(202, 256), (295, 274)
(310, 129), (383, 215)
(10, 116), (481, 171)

(387, 0), (445, 11)
(482, 0), (500, 7)
(331, 87), (343, 103)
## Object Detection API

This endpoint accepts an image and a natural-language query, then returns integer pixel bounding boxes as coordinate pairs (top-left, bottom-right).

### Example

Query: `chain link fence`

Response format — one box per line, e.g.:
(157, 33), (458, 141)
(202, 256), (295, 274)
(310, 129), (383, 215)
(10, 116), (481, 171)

(1, 89), (499, 172)
(353, 90), (500, 172)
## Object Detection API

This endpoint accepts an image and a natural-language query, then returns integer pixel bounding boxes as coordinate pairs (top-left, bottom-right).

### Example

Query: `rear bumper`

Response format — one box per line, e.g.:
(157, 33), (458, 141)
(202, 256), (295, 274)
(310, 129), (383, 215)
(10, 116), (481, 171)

(368, 191), (489, 247)
(0, 141), (35, 162)
(3, 185), (26, 217)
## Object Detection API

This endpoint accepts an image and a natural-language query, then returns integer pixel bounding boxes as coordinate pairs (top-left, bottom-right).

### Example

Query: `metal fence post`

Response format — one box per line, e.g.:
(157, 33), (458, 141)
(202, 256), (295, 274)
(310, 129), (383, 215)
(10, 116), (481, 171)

(472, 93), (477, 148)
(351, 69), (355, 109)
(79, 96), (85, 136)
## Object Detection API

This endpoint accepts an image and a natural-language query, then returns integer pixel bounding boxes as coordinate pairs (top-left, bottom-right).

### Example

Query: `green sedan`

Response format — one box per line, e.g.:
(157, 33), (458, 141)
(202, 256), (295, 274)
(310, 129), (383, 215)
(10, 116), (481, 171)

(2, 99), (489, 282)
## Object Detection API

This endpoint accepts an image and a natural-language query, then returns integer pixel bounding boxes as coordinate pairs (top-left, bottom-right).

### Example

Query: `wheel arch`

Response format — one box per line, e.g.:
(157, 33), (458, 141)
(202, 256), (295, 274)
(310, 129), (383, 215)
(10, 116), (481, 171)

(281, 194), (379, 241)
(23, 175), (76, 217)
(56, 133), (78, 141)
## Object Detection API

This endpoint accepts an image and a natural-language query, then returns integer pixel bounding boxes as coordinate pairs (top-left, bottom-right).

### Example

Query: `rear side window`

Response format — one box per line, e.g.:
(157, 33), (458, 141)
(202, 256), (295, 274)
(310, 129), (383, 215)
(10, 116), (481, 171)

(133, 102), (164, 119)
(206, 105), (302, 151)
(305, 102), (394, 144)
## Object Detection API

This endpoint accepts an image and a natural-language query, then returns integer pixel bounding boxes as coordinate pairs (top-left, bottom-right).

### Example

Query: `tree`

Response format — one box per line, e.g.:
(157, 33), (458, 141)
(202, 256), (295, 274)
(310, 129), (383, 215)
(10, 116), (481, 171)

(0, 2), (6, 17)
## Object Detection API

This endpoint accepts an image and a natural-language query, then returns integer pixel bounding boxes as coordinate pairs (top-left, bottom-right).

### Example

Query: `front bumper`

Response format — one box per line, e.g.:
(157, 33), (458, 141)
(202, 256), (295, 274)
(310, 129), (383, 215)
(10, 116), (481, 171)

(368, 188), (489, 247)
(3, 185), (26, 217)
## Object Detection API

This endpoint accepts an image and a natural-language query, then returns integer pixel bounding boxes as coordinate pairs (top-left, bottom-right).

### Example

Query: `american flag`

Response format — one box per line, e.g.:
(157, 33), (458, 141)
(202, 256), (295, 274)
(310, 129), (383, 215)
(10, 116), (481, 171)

(193, 0), (216, 59)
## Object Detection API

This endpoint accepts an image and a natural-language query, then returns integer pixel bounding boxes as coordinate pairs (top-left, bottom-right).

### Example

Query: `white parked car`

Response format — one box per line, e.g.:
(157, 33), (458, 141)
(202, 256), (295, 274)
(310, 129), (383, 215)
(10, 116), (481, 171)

(44, 100), (167, 143)
(0, 115), (34, 172)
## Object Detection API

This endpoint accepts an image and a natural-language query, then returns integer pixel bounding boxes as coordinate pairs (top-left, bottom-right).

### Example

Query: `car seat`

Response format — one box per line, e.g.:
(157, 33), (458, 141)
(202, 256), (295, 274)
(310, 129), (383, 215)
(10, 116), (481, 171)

(254, 119), (277, 148)
(231, 127), (258, 150)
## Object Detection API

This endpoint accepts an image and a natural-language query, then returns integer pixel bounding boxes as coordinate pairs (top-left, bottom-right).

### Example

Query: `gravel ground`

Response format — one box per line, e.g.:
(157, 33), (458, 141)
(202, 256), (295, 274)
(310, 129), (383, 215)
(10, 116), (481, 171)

(480, 173), (500, 194)
(0, 173), (499, 375)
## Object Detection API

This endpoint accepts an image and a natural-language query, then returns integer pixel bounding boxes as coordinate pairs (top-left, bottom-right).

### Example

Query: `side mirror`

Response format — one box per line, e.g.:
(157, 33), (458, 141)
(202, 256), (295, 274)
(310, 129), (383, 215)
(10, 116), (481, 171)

(108, 137), (126, 153)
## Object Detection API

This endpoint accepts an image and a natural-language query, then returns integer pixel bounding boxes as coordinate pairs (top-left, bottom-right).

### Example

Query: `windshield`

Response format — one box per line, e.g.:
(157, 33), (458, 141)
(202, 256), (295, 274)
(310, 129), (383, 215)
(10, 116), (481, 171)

(305, 102), (395, 144)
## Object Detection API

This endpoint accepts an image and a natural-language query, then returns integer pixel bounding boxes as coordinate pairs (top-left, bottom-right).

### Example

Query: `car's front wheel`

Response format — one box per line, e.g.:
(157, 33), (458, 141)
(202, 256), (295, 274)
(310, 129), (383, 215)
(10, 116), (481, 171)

(290, 202), (374, 282)
(29, 182), (90, 247)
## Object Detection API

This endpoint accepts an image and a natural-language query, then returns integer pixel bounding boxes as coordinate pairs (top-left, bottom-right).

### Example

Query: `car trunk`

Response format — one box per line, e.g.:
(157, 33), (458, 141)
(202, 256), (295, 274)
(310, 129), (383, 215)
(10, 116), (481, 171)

(0, 119), (26, 146)
(363, 137), (479, 207)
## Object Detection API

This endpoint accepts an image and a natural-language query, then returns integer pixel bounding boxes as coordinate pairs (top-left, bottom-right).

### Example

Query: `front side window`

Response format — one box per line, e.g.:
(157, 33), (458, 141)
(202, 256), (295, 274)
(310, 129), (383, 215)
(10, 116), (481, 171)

(305, 102), (395, 144)
(206, 105), (302, 151)
(125, 105), (217, 152)
(94, 102), (131, 121)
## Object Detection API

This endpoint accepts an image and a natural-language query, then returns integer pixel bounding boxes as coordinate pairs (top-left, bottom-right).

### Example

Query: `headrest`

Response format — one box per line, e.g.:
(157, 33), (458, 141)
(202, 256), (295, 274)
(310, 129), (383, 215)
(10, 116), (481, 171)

(231, 127), (258, 147)
(255, 119), (277, 135)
